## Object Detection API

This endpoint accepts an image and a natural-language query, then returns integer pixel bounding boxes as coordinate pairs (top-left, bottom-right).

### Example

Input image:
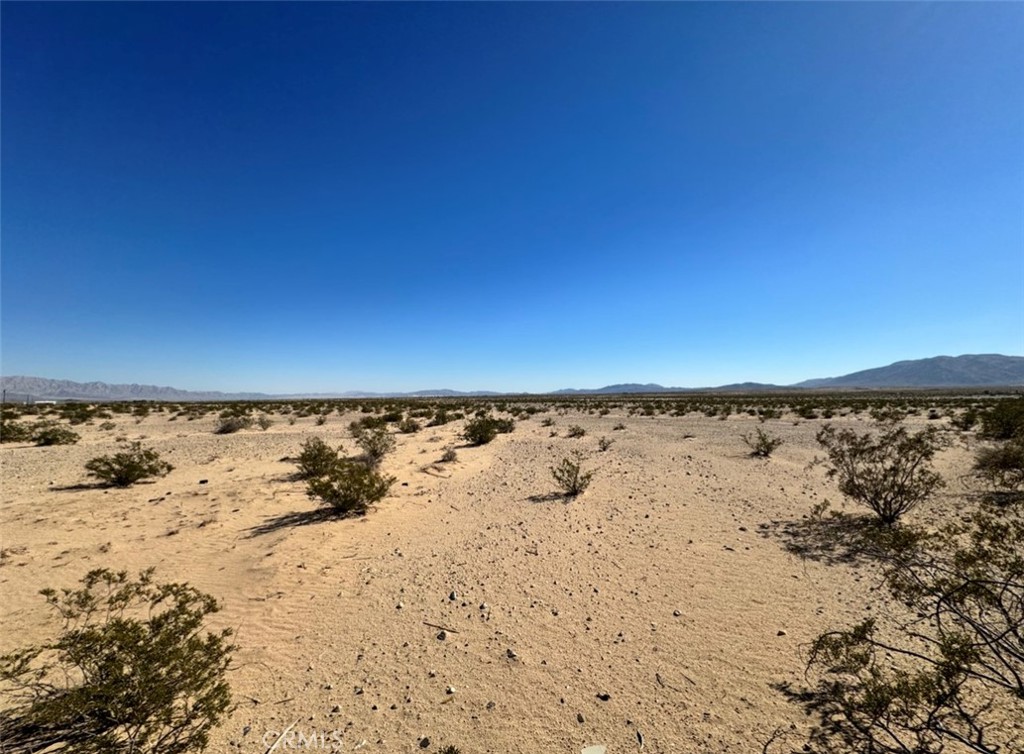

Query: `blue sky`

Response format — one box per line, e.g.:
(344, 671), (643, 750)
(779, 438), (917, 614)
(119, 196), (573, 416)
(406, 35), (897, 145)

(2, 2), (1022, 393)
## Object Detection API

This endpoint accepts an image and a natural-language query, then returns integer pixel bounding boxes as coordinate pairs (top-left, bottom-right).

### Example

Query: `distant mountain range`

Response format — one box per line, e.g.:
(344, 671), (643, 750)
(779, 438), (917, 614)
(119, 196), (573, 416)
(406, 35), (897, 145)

(2, 354), (1021, 402)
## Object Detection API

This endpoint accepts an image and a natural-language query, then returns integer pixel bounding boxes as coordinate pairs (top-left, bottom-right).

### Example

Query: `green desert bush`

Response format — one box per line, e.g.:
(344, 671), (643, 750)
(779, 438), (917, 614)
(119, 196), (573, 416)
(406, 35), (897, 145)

(980, 398), (1024, 440)
(796, 504), (1023, 754)
(815, 420), (947, 526)
(398, 418), (421, 434)
(566, 425), (586, 438)
(742, 427), (784, 458)
(294, 437), (341, 480)
(461, 415), (514, 446)
(85, 442), (173, 487)
(0, 418), (33, 443)
(353, 425), (396, 465)
(32, 423), (80, 446)
(597, 436), (614, 452)
(0, 568), (234, 754)
(256, 415), (274, 431)
(972, 437), (1024, 492)
(306, 459), (395, 516)
(551, 451), (594, 498)
(213, 416), (252, 434)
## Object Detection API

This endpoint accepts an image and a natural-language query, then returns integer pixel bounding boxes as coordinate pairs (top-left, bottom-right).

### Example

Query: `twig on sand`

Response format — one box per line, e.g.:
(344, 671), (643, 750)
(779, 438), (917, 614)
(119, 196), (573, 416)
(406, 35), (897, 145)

(264, 719), (298, 753)
(423, 621), (459, 634)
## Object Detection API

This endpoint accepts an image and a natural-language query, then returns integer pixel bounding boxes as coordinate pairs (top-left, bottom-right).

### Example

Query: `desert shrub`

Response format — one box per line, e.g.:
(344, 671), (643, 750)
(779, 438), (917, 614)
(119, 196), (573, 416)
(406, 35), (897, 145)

(0, 568), (234, 754)
(951, 408), (980, 432)
(551, 451), (594, 498)
(315, 414), (327, 426)
(972, 438), (1024, 492)
(99, 421), (117, 431)
(461, 416), (514, 446)
(980, 398), (1024, 440)
(306, 459), (395, 516)
(0, 418), (33, 443)
(796, 504), (1023, 754)
(815, 421), (947, 526)
(213, 416), (252, 434)
(294, 438), (341, 480)
(427, 410), (452, 427)
(84, 442), (173, 487)
(440, 447), (457, 463)
(566, 425), (586, 438)
(256, 416), (273, 431)
(597, 436), (614, 452)
(350, 416), (387, 435)
(398, 418), (420, 434)
(742, 428), (784, 458)
(613, 422), (626, 431)
(541, 417), (555, 427)
(33, 423), (80, 446)
(381, 410), (403, 424)
(354, 425), (396, 465)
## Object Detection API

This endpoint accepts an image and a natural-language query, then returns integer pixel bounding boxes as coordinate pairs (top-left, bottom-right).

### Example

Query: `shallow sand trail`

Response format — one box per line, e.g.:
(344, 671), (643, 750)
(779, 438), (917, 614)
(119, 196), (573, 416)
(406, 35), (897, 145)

(0, 408), (984, 752)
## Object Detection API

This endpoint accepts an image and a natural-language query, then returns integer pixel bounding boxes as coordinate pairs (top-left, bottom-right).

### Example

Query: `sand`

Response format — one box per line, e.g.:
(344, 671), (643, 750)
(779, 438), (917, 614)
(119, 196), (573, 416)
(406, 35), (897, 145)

(0, 406), (989, 753)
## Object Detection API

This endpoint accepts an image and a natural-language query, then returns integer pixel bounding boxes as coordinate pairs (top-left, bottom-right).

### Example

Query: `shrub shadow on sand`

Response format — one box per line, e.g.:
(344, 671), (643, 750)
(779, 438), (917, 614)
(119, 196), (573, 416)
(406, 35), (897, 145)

(526, 492), (569, 504)
(757, 511), (924, 567)
(245, 507), (364, 537)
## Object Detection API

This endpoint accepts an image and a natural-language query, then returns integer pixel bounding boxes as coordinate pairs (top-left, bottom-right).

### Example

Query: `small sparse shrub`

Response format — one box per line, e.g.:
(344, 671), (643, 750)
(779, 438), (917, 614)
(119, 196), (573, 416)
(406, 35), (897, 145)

(33, 423), (80, 446)
(84, 442), (173, 487)
(440, 447), (458, 463)
(566, 425), (586, 438)
(551, 451), (594, 498)
(950, 408), (979, 432)
(462, 416), (514, 446)
(597, 436), (613, 452)
(980, 398), (1024, 440)
(0, 568), (234, 754)
(294, 438), (341, 480)
(742, 428), (784, 458)
(256, 416), (273, 431)
(613, 422), (626, 431)
(973, 437), (1024, 492)
(354, 425), (396, 465)
(815, 421), (947, 526)
(0, 418), (33, 443)
(398, 418), (420, 434)
(98, 421), (117, 431)
(213, 416), (252, 434)
(541, 417), (555, 427)
(315, 414), (327, 426)
(306, 459), (395, 516)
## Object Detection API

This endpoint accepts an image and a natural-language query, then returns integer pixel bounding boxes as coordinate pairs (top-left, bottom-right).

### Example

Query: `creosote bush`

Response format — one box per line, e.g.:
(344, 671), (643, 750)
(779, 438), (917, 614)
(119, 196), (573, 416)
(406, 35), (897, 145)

(32, 422), (80, 446)
(815, 420), (947, 526)
(352, 425), (396, 465)
(980, 397), (1024, 440)
(306, 459), (395, 516)
(597, 436), (614, 452)
(85, 442), (173, 487)
(0, 568), (234, 754)
(741, 427), (784, 458)
(566, 425), (586, 438)
(551, 451), (594, 498)
(461, 415), (514, 446)
(0, 418), (33, 443)
(294, 437), (341, 480)
(794, 503), (1024, 754)
(213, 416), (252, 434)
(973, 437), (1024, 493)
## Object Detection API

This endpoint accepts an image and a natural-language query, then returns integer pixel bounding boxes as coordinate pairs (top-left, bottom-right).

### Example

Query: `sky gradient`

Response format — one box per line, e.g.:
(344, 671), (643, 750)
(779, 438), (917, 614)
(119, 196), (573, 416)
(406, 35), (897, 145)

(2, 2), (1022, 393)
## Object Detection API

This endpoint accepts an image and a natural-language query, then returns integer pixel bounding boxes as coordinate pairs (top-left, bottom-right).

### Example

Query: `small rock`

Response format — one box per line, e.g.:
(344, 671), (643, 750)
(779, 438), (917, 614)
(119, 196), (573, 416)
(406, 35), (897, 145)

(673, 610), (681, 617)
(506, 648), (518, 660)
(448, 591), (458, 601)
(777, 630), (787, 636)
(419, 738), (430, 749)
(332, 704), (342, 713)
(577, 712), (585, 724)
(354, 687), (364, 695)
(437, 630), (447, 641)
(445, 686), (456, 695)
(396, 602), (404, 609)
(596, 693), (611, 702)
(198, 479), (208, 485)
(486, 700), (496, 710)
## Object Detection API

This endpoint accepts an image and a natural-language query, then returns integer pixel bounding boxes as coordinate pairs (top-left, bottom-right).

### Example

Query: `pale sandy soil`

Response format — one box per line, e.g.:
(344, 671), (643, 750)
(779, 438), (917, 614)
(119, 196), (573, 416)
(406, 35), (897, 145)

(0, 408), (991, 753)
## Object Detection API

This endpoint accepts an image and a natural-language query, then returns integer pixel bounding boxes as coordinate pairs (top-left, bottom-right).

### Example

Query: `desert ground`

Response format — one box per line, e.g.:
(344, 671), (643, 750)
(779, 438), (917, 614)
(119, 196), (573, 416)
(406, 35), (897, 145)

(0, 399), (1014, 753)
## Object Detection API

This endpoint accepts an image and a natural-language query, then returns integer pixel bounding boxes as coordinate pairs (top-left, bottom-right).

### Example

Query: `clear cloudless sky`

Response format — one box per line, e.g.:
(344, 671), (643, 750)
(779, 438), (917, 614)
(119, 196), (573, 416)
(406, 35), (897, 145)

(2, 2), (1022, 393)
